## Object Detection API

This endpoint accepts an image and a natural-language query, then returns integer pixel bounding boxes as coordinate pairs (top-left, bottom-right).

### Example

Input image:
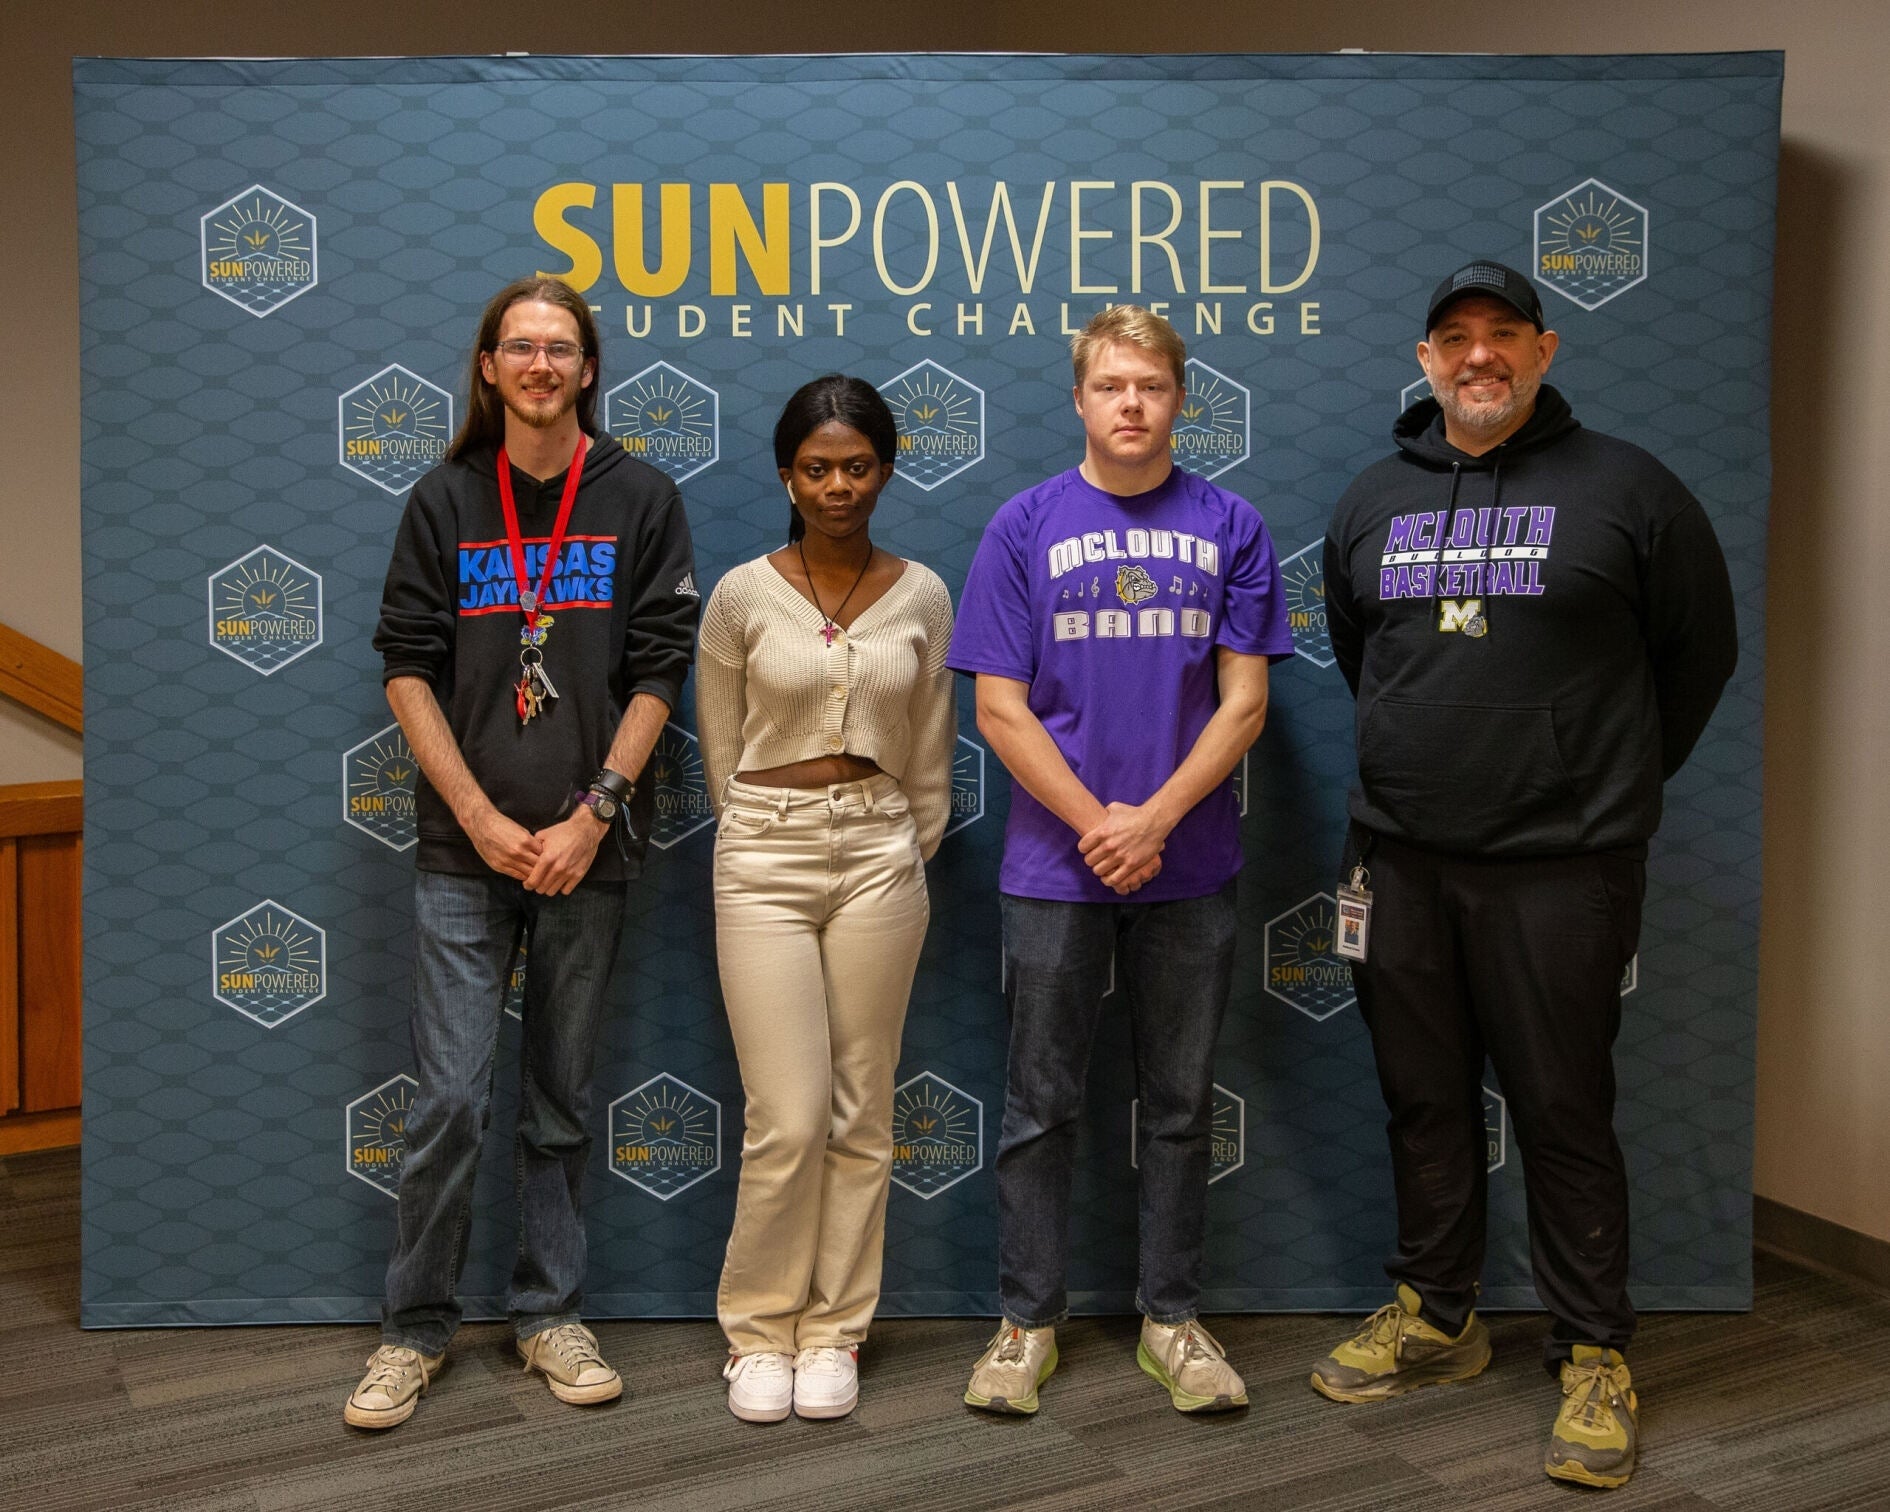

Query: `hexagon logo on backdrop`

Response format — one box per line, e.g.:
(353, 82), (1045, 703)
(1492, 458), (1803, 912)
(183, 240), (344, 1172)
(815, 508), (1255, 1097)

(207, 546), (322, 675)
(880, 361), (984, 491)
(1399, 376), (1433, 414)
(605, 363), (719, 483)
(338, 365), (453, 495)
(1133, 1083), (1246, 1185)
(1263, 892), (1355, 1021)
(647, 722), (714, 850)
(1484, 1084), (1508, 1173)
(1173, 360), (1250, 480)
(342, 722), (417, 852)
(200, 185), (317, 317)
(503, 940), (527, 1021)
(1278, 540), (1333, 668)
(890, 1072), (983, 1199)
(1534, 179), (1649, 311)
(212, 900), (326, 1028)
(608, 1074), (721, 1200)
(1620, 955), (1638, 996)
(946, 735), (986, 840)
(346, 1074), (417, 1198)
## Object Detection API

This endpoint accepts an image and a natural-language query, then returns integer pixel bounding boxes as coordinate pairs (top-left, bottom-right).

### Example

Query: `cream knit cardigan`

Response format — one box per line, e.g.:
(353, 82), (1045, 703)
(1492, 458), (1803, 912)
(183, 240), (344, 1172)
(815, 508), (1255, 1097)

(696, 556), (958, 857)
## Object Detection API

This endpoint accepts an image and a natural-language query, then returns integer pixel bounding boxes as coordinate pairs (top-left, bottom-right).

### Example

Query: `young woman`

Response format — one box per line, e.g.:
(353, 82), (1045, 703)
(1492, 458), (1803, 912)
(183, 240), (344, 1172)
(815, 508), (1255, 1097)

(697, 376), (956, 1423)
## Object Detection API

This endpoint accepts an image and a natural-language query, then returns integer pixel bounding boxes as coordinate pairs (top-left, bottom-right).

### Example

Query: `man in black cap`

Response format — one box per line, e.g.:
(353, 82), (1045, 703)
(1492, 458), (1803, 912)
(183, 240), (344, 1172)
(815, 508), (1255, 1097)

(1309, 260), (1738, 1489)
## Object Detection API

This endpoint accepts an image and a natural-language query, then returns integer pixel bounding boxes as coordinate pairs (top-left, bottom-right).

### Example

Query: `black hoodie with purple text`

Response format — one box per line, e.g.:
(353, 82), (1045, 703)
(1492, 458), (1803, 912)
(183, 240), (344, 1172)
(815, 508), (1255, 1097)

(1323, 385), (1737, 859)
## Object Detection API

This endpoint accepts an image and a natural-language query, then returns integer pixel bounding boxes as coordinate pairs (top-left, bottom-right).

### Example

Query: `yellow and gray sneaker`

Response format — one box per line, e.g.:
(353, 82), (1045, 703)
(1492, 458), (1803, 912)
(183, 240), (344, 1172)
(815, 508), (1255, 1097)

(1137, 1317), (1248, 1413)
(343, 1343), (443, 1429)
(1309, 1283), (1491, 1403)
(964, 1323), (1057, 1415)
(517, 1322), (623, 1405)
(1545, 1345), (1637, 1488)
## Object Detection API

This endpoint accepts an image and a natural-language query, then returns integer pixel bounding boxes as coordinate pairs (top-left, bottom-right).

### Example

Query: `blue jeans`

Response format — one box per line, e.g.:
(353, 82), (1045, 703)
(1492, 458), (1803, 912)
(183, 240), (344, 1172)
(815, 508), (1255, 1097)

(995, 883), (1238, 1328)
(381, 869), (627, 1355)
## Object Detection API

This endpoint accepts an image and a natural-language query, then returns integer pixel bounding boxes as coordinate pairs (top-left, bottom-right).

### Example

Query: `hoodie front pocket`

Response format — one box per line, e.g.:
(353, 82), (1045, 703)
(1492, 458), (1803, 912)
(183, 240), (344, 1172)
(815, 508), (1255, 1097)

(1358, 698), (1578, 853)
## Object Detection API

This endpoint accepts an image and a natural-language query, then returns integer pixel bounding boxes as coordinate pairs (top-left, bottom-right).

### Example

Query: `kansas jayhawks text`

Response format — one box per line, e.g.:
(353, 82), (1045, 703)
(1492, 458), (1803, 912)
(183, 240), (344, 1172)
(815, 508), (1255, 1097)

(459, 535), (618, 614)
(1378, 506), (1555, 601)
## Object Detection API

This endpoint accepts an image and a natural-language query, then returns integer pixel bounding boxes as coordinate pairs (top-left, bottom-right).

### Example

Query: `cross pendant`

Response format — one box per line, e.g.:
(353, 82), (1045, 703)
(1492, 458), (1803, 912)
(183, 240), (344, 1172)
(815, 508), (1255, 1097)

(822, 623), (838, 646)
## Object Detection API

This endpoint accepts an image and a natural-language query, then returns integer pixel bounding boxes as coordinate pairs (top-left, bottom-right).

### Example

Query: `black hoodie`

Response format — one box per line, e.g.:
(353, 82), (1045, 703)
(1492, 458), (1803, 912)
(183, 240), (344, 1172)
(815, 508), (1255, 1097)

(1323, 386), (1736, 859)
(374, 433), (698, 878)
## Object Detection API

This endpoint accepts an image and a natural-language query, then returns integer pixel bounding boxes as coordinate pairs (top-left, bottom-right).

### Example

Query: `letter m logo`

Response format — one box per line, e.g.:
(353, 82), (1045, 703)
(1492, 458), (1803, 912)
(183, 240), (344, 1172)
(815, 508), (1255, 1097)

(1437, 598), (1484, 633)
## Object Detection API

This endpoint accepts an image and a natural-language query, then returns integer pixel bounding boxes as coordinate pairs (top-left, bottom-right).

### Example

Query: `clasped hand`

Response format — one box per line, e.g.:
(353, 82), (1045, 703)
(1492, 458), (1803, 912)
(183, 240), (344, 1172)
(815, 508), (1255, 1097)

(470, 808), (605, 895)
(1078, 800), (1169, 896)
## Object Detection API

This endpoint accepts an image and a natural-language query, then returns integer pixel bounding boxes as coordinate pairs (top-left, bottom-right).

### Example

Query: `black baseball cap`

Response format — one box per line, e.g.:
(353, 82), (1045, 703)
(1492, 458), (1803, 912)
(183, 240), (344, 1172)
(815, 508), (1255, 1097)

(1425, 261), (1545, 333)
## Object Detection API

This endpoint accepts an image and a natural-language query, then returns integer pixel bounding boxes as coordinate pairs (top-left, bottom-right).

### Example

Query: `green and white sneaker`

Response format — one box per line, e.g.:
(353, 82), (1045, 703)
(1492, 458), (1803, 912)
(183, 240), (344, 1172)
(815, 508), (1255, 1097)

(1546, 1346), (1638, 1488)
(1137, 1317), (1248, 1413)
(965, 1323), (1057, 1415)
(1309, 1284), (1491, 1403)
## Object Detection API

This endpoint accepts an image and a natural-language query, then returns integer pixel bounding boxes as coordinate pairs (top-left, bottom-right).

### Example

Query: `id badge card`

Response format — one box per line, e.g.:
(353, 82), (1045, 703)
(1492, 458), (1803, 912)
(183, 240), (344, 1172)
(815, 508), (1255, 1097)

(1335, 865), (1373, 962)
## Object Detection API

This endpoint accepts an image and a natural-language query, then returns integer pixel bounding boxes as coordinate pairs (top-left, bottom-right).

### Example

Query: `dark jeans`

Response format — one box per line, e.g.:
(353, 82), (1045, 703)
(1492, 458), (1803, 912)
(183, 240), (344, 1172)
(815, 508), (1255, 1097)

(995, 884), (1238, 1328)
(381, 869), (627, 1356)
(1348, 831), (1644, 1370)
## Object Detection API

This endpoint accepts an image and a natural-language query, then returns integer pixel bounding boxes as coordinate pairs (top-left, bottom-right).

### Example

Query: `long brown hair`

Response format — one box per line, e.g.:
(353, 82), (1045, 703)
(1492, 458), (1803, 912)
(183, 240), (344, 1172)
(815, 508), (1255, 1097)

(446, 276), (603, 460)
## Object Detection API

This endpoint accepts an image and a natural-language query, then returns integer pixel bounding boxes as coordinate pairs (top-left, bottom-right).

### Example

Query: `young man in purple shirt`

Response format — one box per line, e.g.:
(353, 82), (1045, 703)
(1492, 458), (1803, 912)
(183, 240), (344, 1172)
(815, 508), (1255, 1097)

(950, 307), (1293, 1415)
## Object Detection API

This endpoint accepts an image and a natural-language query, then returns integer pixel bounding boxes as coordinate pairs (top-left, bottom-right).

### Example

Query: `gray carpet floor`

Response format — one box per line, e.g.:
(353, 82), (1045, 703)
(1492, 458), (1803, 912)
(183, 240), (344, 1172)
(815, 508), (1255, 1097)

(5, 1146), (1887, 1510)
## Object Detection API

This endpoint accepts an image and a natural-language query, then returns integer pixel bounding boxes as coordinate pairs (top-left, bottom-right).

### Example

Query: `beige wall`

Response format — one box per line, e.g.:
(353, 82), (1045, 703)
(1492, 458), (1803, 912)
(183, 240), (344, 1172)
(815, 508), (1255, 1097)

(8, 2), (1886, 1244)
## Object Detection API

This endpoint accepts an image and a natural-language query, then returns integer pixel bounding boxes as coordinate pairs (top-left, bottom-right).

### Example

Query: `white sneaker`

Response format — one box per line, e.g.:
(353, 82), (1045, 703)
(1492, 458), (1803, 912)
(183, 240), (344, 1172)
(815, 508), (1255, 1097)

(723, 1351), (794, 1423)
(792, 1346), (859, 1419)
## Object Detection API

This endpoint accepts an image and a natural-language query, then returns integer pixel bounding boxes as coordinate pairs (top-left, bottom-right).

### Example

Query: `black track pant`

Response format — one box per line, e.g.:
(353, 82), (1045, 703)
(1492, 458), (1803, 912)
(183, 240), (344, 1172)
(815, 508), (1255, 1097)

(1348, 829), (1644, 1369)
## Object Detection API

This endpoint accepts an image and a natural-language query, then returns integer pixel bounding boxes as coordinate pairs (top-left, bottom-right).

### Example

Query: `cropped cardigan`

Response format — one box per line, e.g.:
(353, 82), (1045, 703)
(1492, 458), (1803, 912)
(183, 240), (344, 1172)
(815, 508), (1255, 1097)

(697, 556), (957, 856)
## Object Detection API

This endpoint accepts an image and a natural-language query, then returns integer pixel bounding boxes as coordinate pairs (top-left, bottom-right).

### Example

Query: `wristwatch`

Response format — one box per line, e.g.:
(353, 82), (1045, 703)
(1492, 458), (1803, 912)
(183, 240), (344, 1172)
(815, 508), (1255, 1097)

(577, 788), (619, 823)
(579, 767), (635, 825)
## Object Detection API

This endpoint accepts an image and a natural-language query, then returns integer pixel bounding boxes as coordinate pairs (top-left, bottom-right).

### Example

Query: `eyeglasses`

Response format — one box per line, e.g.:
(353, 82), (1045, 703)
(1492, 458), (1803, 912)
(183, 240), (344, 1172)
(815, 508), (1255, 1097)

(492, 339), (585, 366)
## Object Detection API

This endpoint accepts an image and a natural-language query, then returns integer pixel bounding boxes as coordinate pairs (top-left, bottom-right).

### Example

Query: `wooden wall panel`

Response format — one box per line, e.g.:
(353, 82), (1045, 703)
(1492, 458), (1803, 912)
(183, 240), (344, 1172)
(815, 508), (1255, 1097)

(1, 762), (82, 1151)
(19, 833), (81, 1113)
(0, 837), (16, 1116)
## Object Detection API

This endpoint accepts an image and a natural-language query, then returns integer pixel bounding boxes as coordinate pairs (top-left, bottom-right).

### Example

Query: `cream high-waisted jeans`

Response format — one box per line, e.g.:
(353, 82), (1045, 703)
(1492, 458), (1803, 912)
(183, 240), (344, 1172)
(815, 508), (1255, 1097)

(713, 773), (931, 1355)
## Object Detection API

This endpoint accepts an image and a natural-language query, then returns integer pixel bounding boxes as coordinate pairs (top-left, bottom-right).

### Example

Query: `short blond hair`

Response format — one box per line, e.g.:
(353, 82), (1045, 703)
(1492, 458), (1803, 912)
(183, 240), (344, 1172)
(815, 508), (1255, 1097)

(1070, 305), (1187, 387)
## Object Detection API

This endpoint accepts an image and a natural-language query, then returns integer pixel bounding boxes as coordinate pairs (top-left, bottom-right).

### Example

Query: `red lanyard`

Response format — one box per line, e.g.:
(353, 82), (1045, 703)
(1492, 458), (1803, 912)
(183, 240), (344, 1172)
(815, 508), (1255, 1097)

(496, 433), (587, 626)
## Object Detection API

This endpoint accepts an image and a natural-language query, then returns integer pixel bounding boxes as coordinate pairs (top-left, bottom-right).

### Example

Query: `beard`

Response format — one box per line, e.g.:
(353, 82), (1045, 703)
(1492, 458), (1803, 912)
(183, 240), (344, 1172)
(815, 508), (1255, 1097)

(1435, 367), (1541, 440)
(503, 382), (578, 431)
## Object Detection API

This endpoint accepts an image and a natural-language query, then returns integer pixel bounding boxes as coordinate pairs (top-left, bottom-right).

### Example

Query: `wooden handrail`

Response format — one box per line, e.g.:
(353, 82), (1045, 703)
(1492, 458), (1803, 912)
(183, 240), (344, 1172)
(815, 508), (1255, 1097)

(0, 622), (82, 734)
(0, 781), (83, 839)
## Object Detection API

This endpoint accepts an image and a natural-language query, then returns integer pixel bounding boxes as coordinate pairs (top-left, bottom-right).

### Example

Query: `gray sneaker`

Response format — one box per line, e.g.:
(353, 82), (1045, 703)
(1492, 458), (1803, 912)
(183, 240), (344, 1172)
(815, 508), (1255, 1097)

(517, 1322), (623, 1405)
(344, 1343), (443, 1430)
(964, 1323), (1057, 1415)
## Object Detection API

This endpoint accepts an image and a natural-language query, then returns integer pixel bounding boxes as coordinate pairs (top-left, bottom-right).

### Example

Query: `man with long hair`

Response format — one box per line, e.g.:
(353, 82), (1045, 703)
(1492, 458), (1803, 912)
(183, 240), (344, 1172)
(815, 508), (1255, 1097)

(345, 276), (697, 1429)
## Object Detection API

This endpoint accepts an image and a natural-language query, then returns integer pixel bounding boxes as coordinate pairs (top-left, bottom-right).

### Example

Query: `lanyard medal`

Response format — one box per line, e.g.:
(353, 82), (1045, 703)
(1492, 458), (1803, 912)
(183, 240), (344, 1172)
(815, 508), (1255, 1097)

(496, 434), (586, 726)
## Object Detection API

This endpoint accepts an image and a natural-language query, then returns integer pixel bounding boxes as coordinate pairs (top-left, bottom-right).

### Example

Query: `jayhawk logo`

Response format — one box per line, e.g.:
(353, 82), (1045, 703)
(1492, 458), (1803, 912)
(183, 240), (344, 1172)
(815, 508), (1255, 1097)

(1115, 564), (1158, 606)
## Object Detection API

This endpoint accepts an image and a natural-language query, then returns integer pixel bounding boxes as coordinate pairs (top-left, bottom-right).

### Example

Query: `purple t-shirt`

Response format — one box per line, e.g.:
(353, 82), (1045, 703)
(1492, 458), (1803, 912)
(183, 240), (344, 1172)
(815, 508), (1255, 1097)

(949, 466), (1293, 902)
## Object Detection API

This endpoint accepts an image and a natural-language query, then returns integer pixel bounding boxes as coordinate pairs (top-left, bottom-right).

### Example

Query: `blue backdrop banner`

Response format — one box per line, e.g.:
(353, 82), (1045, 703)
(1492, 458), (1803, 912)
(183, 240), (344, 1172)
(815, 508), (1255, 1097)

(74, 51), (1779, 1326)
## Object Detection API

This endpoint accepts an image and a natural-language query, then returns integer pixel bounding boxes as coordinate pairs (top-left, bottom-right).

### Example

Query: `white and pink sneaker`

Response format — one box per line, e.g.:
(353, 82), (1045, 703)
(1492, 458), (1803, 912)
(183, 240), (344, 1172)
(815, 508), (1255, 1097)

(791, 1346), (859, 1419)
